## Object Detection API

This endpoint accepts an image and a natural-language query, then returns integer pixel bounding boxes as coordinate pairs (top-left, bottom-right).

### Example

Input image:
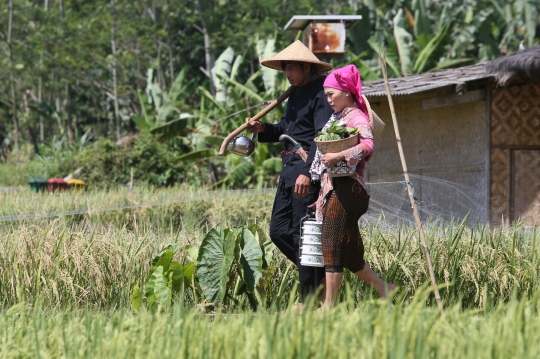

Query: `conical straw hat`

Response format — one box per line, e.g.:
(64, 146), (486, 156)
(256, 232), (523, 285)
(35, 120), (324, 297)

(261, 40), (333, 72)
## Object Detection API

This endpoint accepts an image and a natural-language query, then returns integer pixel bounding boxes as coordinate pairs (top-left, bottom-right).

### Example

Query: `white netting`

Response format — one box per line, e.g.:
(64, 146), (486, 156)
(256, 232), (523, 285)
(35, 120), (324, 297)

(0, 173), (486, 225)
(363, 173), (486, 226)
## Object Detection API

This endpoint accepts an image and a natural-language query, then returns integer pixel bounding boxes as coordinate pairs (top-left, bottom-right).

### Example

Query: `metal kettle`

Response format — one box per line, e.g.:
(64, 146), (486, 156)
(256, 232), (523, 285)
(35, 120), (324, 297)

(227, 133), (256, 157)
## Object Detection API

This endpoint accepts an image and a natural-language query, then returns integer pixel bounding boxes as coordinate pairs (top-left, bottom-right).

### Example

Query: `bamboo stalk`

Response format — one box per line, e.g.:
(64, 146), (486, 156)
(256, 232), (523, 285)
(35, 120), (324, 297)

(378, 52), (444, 314)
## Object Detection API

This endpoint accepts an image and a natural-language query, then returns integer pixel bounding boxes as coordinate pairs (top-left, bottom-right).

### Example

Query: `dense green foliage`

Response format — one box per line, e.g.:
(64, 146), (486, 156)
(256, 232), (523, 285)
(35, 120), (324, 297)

(1, 0), (538, 188)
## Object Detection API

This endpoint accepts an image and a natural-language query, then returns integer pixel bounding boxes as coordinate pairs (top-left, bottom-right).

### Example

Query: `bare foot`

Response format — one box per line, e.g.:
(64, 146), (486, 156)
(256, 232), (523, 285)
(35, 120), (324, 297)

(377, 283), (397, 298)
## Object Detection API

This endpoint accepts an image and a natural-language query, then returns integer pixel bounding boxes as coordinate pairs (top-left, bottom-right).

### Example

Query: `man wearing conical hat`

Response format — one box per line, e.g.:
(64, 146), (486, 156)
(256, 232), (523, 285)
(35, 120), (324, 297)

(246, 40), (333, 304)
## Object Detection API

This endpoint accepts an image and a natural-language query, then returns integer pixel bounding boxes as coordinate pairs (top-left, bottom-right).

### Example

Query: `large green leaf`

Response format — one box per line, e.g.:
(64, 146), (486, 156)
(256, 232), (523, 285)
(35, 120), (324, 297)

(217, 74), (264, 103)
(393, 9), (414, 76)
(150, 244), (178, 277)
(185, 244), (200, 263)
(167, 67), (189, 103)
(131, 284), (141, 312)
(412, 0), (431, 49)
(429, 58), (475, 72)
(145, 265), (173, 309)
(249, 224), (275, 270)
(211, 162), (254, 188)
(132, 115), (151, 132)
(198, 86), (227, 113)
(151, 116), (191, 142)
(199, 135), (225, 147)
(151, 266), (172, 307)
(156, 103), (180, 126)
(238, 228), (263, 293)
(450, 9), (492, 59)
(211, 47), (235, 103)
(523, 0), (538, 47)
(169, 262), (195, 292)
(368, 38), (401, 77)
(229, 55), (243, 83)
(196, 225), (238, 304)
(256, 36), (277, 94)
(414, 24), (450, 74)
(173, 149), (216, 162)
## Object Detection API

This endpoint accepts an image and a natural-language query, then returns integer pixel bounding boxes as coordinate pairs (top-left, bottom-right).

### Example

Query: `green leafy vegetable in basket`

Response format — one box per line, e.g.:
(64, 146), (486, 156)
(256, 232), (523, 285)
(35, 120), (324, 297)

(317, 122), (358, 141)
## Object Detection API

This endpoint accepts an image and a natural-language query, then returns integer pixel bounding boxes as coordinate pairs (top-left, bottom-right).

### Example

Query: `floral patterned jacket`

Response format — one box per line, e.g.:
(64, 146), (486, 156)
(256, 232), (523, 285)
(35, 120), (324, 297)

(309, 106), (374, 221)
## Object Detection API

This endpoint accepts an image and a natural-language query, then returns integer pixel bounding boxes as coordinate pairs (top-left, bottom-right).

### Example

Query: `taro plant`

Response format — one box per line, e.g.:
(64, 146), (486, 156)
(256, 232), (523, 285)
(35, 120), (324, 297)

(196, 224), (275, 310)
(132, 223), (275, 312)
(131, 244), (195, 312)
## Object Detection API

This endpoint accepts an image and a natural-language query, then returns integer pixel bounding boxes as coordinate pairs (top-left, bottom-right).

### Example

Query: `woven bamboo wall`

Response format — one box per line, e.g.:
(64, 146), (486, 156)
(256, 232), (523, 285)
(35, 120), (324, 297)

(366, 87), (488, 222)
(490, 80), (540, 226)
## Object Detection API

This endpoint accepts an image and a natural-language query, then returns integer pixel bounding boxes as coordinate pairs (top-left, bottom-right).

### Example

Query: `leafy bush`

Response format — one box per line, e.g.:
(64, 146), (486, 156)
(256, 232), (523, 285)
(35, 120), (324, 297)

(133, 224), (275, 312)
(317, 122), (358, 141)
(37, 133), (194, 188)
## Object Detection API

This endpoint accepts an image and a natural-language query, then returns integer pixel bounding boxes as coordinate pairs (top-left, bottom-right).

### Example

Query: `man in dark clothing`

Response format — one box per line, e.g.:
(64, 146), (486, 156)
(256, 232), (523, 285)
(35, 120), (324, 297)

(246, 41), (333, 302)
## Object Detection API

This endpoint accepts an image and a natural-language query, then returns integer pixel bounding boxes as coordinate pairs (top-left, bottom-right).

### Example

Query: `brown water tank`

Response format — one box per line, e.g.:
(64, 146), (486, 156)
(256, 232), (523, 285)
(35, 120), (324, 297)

(303, 22), (346, 56)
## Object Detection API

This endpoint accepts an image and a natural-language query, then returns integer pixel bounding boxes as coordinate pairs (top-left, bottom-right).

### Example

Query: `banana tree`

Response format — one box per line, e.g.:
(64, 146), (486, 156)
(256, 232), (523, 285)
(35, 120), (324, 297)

(153, 43), (286, 188)
(134, 67), (195, 135)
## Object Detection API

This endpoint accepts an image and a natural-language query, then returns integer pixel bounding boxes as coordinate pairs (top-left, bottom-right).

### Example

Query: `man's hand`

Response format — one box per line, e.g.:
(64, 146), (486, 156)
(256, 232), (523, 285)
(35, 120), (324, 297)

(294, 174), (311, 198)
(245, 117), (265, 133)
(322, 152), (344, 168)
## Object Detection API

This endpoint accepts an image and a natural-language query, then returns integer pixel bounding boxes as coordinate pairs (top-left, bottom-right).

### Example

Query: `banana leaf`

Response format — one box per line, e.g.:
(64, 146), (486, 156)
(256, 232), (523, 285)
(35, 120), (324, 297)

(393, 9), (414, 76)
(173, 149), (217, 162)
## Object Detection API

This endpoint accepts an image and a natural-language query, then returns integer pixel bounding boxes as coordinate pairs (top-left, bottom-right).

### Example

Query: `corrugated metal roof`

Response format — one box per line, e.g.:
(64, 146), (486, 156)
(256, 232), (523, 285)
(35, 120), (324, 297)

(362, 63), (490, 97)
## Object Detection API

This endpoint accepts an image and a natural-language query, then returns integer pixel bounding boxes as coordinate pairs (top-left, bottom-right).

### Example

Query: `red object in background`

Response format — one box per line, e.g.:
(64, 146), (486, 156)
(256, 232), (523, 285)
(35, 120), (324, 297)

(47, 178), (68, 192)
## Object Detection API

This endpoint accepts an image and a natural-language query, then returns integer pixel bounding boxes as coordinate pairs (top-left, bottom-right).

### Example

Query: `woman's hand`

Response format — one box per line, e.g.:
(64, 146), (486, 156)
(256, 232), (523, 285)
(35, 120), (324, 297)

(321, 152), (345, 168)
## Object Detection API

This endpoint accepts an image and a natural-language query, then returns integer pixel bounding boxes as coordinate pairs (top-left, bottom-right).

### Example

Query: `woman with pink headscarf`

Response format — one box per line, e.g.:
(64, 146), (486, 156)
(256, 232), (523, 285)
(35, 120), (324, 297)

(310, 64), (395, 309)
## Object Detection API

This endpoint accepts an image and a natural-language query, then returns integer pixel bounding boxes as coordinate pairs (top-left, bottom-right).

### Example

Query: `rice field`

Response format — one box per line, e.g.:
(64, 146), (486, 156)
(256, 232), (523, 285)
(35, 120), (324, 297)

(1, 186), (539, 358)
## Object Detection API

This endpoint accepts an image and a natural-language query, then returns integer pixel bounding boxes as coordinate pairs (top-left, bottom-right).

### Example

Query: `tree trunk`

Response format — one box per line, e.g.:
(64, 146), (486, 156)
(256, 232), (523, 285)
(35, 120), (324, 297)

(7, 0), (19, 155)
(167, 41), (174, 86)
(111, 0), (121, 141)
(166, 22), (175, 85)
(157, 41), (163, 88)
(38, 76), (44, 143)
(197, 0), (215, 95)
(66, 84), (74, 146)
(23, 89), (40, 155)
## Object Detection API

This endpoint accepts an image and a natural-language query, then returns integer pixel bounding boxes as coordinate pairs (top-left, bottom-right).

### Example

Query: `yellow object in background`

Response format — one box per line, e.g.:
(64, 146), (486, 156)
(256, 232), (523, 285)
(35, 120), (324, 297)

(67, 179), (86, 191)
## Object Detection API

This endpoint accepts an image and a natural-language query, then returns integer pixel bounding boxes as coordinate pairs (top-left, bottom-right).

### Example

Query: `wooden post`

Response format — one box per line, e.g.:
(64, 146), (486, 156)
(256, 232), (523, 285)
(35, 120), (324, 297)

(379, 53), (444, 314)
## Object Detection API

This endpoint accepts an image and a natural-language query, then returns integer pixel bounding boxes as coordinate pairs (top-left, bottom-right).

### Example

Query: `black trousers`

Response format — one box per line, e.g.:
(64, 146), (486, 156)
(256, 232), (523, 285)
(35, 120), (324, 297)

(269, 179), (325, 301)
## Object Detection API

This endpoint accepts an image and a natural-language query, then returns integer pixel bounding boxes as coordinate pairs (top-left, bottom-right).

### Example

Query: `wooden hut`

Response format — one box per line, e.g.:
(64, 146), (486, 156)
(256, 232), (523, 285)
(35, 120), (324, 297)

(362, 46), (540, 226)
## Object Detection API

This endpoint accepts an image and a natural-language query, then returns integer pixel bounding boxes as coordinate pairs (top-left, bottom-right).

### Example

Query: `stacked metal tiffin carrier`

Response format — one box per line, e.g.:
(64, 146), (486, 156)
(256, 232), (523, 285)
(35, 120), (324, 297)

(300, 218), (324, 267)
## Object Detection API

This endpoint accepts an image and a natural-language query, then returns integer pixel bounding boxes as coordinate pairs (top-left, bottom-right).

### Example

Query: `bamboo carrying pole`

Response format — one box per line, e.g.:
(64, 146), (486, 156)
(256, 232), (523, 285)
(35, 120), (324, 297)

(218, 86), (296, 155)
(379, 53), (444, 314)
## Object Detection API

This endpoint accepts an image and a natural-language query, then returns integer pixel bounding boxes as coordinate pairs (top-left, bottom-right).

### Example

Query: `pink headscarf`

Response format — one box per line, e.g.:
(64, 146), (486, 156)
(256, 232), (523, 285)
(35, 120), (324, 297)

(323, 64), (369, 117)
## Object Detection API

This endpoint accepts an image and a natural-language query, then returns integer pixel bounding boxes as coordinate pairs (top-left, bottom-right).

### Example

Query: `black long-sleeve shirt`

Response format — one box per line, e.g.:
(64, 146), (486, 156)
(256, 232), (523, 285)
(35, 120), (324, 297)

(258, 76), (333, 187)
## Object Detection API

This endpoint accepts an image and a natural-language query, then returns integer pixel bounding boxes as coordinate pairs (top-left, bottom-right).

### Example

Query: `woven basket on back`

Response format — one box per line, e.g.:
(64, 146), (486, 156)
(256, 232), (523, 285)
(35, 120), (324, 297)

(362, 94), (385, 141)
